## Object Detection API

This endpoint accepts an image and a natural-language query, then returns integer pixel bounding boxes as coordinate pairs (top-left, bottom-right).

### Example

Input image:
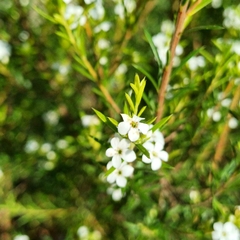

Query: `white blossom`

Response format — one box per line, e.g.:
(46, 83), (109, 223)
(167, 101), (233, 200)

(228, 117), (238, 129)
(107, 185), (124, 201)
(106, 136), (136, 168)
(106, 161), (134, 188)
(212, 222), (240, 240)
(77, 226), (89, 238)
(142, 141), (168, 171)
(13, 235), (30, 240)
(81, 115), (100, 127)
(187, 56), (206, 71)
(0, 40), (11, 64)
(64, 4), (86, 29)
(24, 139), (39, 153)
(118, 114), (150, 142)
(43, 110), (59, 125)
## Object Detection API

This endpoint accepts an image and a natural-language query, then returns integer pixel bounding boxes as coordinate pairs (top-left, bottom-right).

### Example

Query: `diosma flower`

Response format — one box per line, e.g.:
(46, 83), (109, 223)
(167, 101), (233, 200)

(142, 141), (168, 171)
(212, 222), (240, 240)
(118, 114), (150, 142)
(106, 161), (134, 188)
(106, 136), (136, 168)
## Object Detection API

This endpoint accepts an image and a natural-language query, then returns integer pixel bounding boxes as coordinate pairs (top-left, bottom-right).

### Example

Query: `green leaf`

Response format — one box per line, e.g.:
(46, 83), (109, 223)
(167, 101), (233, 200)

(151, 115), (172, 132)
(33, 6), (57, 23)
(162, 162), (174, 170)
(135, 79), (146, 112)
(135, 144), (150, 158)
(92, 108), (107, 123)
(138, 106), (147, 117)
(107, 117), (118, 126)
(125, 93), (135, 112)
(132, 64), (158, 91)
(144, 29), (162, 70)
(130, 83), (138, 96)
(72, 64), (95, 82)
(185, 25), (224, 34)
(146, 117), (157, 125)
(104, 166), (115, 177)
(134, 74), (141, 89)
(172, 47), (204, 77)
(187, 0), (212, 17)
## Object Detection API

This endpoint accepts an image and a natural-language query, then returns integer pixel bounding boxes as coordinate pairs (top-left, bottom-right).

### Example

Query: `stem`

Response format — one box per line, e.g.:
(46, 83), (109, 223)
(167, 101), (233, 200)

(99, 84), (121, 114)
(213, 85), (240, 169)
(156, 0), (189, 122)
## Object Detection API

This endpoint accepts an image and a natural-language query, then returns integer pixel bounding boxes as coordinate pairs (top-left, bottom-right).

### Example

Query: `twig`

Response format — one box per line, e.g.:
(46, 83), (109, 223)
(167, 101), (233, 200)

(156, 0), (189, 122)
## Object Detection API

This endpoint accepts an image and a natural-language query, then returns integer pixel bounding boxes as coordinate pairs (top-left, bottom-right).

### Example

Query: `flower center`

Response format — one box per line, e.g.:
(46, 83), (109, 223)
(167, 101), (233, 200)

(152, 151), (158, 157)
(131, 121), (138, 128)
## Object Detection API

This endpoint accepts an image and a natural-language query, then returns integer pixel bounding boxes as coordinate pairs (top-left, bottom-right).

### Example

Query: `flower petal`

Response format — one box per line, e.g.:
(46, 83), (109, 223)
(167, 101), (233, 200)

(118, 122), (131, 135)
(116, 175), (127, 188)
(142, 154), (152, 163)
(121, 113), (131, 122)
(128, 128), (140, 142)
(106, 148), (115, 157)
(119, 138), (130, 149)
(112, 155), (122, 168)
(121, 164), (134, 177)
(122, 149), (136, 162)
(159, 151), (169, 162)
(151, 158), (162, 171)
(107, 171), (117, 184)
(138, 122), (150, 134)
(110, 137), (120, 149)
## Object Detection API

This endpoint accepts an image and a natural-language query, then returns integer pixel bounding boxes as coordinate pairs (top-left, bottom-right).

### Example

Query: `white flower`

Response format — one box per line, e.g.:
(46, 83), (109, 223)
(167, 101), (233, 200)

(106, 137), (136, 168)
(43, 110), (59, 125)
(64, 4), (86, 29)
(118, 114), (150, 142)
(187, 56), (205, 71)
(106, 161), (134, 188)
(24, 139), (39, 153)
(142, 141), (168, 171)
(77, 226), (89, 238)
(13, 235), (30, 240)
(107, 185), (124, 201)
(147, 127), (165, 147)
(0, 40), (11, 64)
(81, 115), (100, 127)
(228, 117), (238, 129)
(212, 222), (240, 240)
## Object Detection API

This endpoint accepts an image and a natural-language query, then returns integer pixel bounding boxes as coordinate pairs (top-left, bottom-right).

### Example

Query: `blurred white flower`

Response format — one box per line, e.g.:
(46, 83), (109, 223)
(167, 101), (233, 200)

(107, 185), (124, 201)
(63, 0), (72, 4)
(97, 39), (110, 49)
(44, 161), (55, 170)
(46, 151), (56, 161)
(94, 21), (112, 33)
(81, 115), (100, 127)
(56, 139), (68, 149)
(88, 0), (105, 20)
(64, 4), (86, 29)
(212, 111), (222, 122)
(187, 56), (206, 71)
(84, 0), (94, 4)
(231, 41), (240, 55)
(25, 140), (39, 153)
(116, 63), (127, 75)
(223, 5), (240, 30)
(221, 98), (232, 107)
(40, 143), (52, 153)
(212, 222), (240, 240)
(77, 226), (89, 239)
(212, 0), (222, 9)
(99, 56), (108, 65)
(228, 117), (238, 129)
(161, 20), (175, 35)
(106, 161), (134, 188)
(43, 110), (59, 125)
(13, 235), (30, 240)
(0, 40), (11, 64)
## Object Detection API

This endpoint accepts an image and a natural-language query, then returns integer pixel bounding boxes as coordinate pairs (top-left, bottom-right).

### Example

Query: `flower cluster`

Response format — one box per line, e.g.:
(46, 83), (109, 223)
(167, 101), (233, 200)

(212, 221), (240, 240)
(105, 113), (169, 200)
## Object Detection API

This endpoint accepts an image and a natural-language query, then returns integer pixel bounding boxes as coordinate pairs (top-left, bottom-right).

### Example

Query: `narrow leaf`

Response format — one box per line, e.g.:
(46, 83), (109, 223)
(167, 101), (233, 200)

(152, 115), (172, 132)
(132, 64), (158, 91)
(33, 6), (57, 23)
(107, 117), (118, 126)
(92, 108), (107, 122)
(135, 144), (150, 158)
(144, 29), (162, 70)
(104, 166), (115, 177)
(138, 106), (147, 117)
(125, 93), (135, 112)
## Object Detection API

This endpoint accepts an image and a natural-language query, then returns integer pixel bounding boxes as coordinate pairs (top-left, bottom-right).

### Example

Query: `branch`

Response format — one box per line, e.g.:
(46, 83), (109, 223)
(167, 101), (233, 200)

(156, 0), (189, 122)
